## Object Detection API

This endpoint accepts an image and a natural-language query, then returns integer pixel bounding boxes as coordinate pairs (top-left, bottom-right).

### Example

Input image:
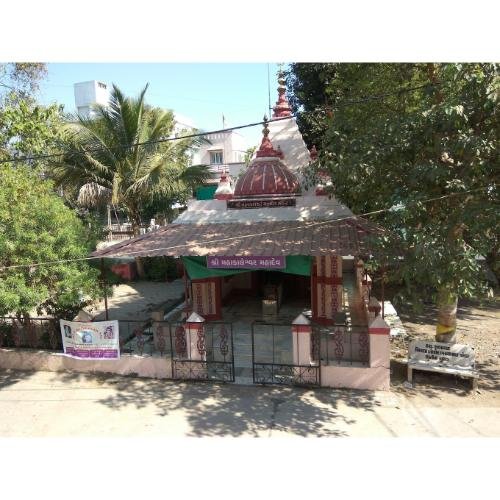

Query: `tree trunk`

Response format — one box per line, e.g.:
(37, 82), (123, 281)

(130, 213), (146, 279)
(435, 288), (458, 343)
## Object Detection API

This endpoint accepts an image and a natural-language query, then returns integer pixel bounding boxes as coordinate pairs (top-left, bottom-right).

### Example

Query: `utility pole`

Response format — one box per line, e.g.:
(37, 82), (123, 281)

(267, 63), (272, 117)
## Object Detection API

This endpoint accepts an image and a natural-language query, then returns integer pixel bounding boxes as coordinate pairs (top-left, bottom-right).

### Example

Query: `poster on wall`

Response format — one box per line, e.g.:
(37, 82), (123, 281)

(59, 319), (120, 360)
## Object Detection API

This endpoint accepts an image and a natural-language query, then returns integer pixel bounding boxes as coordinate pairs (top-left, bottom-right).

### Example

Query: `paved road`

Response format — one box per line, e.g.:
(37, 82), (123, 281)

(0, 370), (498, 437)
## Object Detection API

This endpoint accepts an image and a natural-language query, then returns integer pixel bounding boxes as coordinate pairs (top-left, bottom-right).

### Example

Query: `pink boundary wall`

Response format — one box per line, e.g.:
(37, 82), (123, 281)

(317, 267), (391, 391)
(318, 315), (390, 391)
(320, 364), (389, 391)
(0, 348), (172, 379)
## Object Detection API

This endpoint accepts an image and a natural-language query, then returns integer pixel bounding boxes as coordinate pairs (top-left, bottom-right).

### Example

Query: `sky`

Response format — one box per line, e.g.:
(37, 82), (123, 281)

(38, 63), (282, 148)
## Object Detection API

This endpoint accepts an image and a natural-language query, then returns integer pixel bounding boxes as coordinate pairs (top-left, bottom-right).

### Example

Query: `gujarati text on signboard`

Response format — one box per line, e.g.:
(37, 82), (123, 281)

(408, 340), (474, 369)
(207, 255), (286, 269)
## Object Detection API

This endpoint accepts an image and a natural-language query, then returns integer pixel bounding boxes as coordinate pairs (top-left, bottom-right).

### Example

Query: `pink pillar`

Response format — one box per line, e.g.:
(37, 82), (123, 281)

(292, 313), (312, 365)
(368, 315), (390, 369)
(185, 312), (206, 361)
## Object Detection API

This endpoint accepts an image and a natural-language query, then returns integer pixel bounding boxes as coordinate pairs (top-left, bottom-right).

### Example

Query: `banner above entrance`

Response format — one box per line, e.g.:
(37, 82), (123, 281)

(182, 255), (312, 280)
(207, 256), (285, 269)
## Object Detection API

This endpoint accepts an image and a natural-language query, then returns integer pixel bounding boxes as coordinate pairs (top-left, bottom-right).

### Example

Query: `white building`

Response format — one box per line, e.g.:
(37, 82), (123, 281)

(74, 80), (110, 118)
(191, 129), (248, 180)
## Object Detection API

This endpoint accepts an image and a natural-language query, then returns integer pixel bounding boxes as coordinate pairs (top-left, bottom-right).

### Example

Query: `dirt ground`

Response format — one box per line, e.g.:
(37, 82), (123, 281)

(91, 280), (184, 322)
(387, 290), (499, 406)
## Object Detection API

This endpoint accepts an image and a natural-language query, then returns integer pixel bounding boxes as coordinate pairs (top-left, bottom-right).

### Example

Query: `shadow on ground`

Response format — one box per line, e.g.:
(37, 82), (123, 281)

(47, 370), (380, 437)
(0, 369), (37, 389)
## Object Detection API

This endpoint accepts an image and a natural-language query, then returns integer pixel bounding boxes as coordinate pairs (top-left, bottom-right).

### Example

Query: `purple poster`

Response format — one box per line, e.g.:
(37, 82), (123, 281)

(207, 255), (286, 269)
(59, 319), (120, 360)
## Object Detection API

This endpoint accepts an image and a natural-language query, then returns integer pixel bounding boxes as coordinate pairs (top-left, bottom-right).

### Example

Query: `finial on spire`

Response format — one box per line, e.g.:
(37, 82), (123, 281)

(276, 145), (284, 160)
(256, 115), (279, 158)
(272, 68), (292, 118)
(262, 115), (269, 136)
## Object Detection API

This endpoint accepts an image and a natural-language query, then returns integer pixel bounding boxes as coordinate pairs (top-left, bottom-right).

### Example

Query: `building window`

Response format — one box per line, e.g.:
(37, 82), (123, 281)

(210, 151), (223, 165)
(98, 82), (107, 89)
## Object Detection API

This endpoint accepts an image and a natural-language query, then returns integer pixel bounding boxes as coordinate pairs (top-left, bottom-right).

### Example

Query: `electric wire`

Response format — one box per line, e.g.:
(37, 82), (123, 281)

(0, 81), (442, 166)
(0, 184), (494, 272)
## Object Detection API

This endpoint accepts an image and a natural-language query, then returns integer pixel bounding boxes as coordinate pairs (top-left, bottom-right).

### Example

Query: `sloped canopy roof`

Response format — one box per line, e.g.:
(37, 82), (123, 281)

(91, 218), (380, 259)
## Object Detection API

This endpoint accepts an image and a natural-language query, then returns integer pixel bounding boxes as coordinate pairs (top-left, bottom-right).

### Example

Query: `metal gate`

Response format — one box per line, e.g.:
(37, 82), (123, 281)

(170, 321), (235, 382)
(251, 322), (320, 387)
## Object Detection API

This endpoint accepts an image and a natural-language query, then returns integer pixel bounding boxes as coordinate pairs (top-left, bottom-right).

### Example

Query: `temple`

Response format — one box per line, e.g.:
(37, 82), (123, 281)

(92, 75), (391, 390)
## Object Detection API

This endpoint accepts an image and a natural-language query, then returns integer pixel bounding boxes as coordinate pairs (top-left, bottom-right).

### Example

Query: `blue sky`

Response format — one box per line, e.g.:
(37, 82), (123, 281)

(39, 63), (282, 147)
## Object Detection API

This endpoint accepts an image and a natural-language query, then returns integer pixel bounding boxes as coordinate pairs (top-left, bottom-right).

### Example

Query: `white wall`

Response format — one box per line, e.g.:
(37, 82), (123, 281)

(267, 118), (314, 194)
(192, 130), (247, 166)
(74, 81), (110, 118)
(0, 348), (172, 379)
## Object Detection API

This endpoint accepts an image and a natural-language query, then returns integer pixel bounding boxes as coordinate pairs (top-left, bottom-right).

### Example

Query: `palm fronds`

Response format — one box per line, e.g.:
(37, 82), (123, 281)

(49, 84), (210, 227)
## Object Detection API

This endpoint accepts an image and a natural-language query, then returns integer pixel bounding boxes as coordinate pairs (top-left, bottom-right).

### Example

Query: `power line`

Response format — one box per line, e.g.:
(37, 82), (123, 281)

(0, 184), (494, 272)
(0, 81), (441, 166)
(0, 115), (294, 165)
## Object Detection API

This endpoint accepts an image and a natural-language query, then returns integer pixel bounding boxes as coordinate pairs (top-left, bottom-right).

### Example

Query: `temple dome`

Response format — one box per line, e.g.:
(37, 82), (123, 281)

(234, 117), (300, 198)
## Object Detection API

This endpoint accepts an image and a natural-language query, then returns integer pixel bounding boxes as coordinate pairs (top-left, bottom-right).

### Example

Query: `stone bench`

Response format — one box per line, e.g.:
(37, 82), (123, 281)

(407, 340), (478, 390)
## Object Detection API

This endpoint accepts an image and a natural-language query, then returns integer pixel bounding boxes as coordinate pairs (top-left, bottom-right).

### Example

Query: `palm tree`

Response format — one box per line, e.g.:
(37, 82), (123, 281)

(52, 84), (213, 276)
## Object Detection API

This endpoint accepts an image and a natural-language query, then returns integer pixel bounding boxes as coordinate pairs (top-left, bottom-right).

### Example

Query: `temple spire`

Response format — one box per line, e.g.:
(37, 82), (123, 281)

(272, 71), (292, 118)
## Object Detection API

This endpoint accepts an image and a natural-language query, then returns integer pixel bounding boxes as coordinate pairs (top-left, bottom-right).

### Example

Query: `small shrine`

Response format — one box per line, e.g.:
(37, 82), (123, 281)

(92, 75), (391, 390)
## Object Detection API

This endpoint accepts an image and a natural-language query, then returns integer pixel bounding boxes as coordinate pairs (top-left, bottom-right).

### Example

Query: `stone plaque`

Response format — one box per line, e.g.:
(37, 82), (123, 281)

(408, 340), (474, 369)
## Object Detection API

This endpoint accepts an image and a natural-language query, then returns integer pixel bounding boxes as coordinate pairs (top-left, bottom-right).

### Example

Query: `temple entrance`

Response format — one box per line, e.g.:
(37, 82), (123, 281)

(217, 270), (311, 384)
(220, 270), (311, 323)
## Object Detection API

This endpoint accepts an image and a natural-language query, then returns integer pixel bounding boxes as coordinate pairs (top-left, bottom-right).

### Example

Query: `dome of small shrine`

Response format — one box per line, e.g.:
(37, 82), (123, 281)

(234, 117), (301, 198)
(214, 170), (234, 200)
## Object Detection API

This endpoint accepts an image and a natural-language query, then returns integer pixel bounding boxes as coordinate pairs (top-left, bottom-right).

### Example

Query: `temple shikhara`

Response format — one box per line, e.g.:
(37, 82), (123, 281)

(92, 75), (392, 390)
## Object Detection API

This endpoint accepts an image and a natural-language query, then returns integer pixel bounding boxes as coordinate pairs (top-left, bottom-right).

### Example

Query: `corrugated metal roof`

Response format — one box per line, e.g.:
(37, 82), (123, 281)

(91, 218), (380, 259)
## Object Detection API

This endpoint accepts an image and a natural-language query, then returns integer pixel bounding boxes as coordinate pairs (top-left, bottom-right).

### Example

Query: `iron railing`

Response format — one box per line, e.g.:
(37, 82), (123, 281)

(251, 321), (321, 387)
(0, 317), (61, 351)
(315, 324), (369, 366)
(170, 321), (235, 382)
(118, 319), (155, 355)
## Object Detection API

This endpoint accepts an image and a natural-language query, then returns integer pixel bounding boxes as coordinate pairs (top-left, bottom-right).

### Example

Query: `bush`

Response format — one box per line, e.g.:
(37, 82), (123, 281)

(143, 257), (179, 282)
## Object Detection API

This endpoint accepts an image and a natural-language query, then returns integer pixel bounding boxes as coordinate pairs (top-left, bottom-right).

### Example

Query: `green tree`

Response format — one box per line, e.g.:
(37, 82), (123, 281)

(284, 63), (338, 148)
(0, 164), (101, 319)
(289, 63), (499, 341)
(0, 63), (64, 165)
(51, 84), (213, 276)
(0, 63), (47, 103)
(243, 146), (257, 166)
(0, 100), (64, 162)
